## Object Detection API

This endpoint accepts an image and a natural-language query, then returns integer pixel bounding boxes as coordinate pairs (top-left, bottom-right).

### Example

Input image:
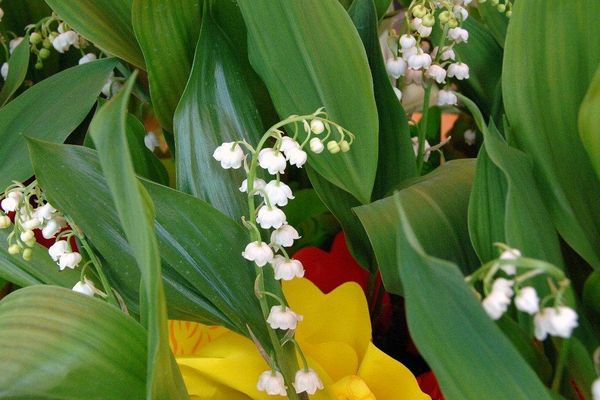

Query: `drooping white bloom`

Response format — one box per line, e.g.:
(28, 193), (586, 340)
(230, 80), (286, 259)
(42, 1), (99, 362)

(287, 147), (308, 168)
(401, 46), (419, 61)
(534, 306), (579, 340)
(264, 180), (294, 207)
(239, 178), (266, 194)
(256, 205), (287, 229)
(21, 218), (40, 230)
(34, 203), (57, 222)
(464, 129), (476, 146)
(272, 256), (305, 281)
(441, 48), (456, 61)
(257, 370), (287, 396)
(49, 240), (69, 262)
(42, 217), (66, 239)
(72, 278), (96, 296)
(448, 27), (469, 43)
(9, 37), (23, 53)
(78, 53), (97, 65)
(101, 72), (119, 97)
(293, 369), (324, 395)
(453, 5), (469, 21)
(408, 51), (432, 70)
(0, 215), (11, 229)
(386, 57), (407, 79)
(59, 251), (82, 270)
(213, 142), (245, 169)
(52, 31), (79, 53)
(417, 25), (433, 38)
(241, 241), (274, 267)
(309, 138), (324, 154)
(1, 62), (8, 80)
(399, 34), (417, 49)
(267, 305), (303, 330)
(426, 64), (447, 84)
(515, 287), (540, 315)
(437, 90), (458, 106)
(279, 137), (300, 155)
(447, 62), (470, 80)
(592, 378), (600, 400)
(144, 131), (160, 151)
(1, 191), (21, 212)
(393, 87), (403, 101)
(411, 137), (431, 162)
(271, 224), (301, 247)
(310, 119), (325, 134)
(258, 148), (286, 175)
(499, 248), (522, 275)
(482, 278), (514, 320)
(410, 18), (423, 30)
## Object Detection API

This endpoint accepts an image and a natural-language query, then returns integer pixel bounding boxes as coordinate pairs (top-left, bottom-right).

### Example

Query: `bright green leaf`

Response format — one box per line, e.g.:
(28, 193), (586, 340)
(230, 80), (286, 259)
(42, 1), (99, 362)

(579, 64), (600, 183)
(0, 58), (117, 189)
(0, 34), (30, 106)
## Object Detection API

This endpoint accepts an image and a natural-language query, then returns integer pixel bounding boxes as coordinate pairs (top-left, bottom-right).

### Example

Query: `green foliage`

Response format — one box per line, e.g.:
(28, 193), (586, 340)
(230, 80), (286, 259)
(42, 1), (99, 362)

(0, 34), (30, 106)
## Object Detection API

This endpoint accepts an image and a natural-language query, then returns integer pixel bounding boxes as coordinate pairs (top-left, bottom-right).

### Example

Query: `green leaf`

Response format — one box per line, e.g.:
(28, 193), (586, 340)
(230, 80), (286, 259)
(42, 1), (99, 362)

(348, 0), (416, 200)
(238, 0), (379, 204)
(89, 74), (187, 399)
(0, 34), (30, 106)
(173, 9), (263, 220)
(503, 0), (600, 270)
(462, 95), (564, 266)
(45, 0), (145, 69)
(0, 229), (79, 288)
(132, 0), (201, 131)
(126, 114), (169, 185)
(28, 140), (269, 342)
(394, 198), (554, 400)
(478, 1), (508, 48)
(0, 58), (117, 189)
(0, 285), (146, 399)
(579, 64), (600, 183)
(355, 160), (479, 294)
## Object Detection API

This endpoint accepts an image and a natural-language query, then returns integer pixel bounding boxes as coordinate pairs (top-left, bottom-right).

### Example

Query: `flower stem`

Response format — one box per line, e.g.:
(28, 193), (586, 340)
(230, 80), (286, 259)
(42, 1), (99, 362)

(551, 338), (571, 393)
(416, 84), (432, 174)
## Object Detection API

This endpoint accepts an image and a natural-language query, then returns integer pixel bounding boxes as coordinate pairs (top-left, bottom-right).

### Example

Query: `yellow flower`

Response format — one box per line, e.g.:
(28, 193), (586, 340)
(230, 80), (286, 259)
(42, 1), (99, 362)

(170, 278), (430, 400)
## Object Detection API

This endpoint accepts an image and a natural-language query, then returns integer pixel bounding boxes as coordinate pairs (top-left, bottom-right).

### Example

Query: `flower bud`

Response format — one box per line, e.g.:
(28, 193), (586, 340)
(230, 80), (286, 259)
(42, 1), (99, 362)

(30, 32), (43, 44)
(309, 138), (324, 154)
(73, 278), (96, 296)
(399, 34), (416, 49)
(448, 18), (459, 28)
(497, 4), (506, 12)
(439, 11), (451, 24)
(310, 119), (325, 134)
(8, 244), (20, 255)
(1, 62), (8, 81)
(39, 48), (51, 59)
(327, 141), (340, 154)
(20, 230), (35, 243)
(35, 62), (44, 70)
(339, 140), (350, 153)
(0, 215), (11, 229)
(42, 38), (52, 49)
(22, 248), (32, 261)
(422, 14), (435, 27)
(411, 4), (427, 18)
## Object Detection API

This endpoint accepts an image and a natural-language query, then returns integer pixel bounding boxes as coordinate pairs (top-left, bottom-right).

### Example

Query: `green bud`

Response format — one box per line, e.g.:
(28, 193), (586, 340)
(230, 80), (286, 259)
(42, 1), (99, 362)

(412, 4), (427, 18)
(8, 244), (20, 255)
(327, 141), (340, 154)
(35, 61), (43, 70)
(506, 10), (512, 17)
(22, 248), (32, 261)
(490, 0), (499, 5)
(448, 18), (459, 28)
(39, 48), (50, 59)
(339, 140), (350, 153)
(42, 38), (52, 49)
(497, 4), (506, 12)
(439, 11), (451, 24)
(478, 0), (487, 2)
(49, 32), (58, 41)
(30, 32), (43, 45)
(422, 13), (435, 27)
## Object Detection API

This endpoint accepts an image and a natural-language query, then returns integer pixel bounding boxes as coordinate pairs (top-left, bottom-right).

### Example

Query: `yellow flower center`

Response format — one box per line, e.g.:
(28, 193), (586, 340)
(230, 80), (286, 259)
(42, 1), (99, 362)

(332, 375), (377, 400)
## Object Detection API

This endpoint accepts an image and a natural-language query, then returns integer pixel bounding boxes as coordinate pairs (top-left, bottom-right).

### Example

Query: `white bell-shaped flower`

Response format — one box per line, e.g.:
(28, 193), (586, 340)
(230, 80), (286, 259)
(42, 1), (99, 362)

(35, 203), (57, 222)
(271, 224), (301, 247)
(42, 216), (66, 239)
(411, 137), (432, 162)
(448, 27), (469, 43)
(411, 17), (423, 30)
(1, 62), (8, 80)
(279, 137), (300, 155)
(256, 205), (287, 229)
(287, 147), (308, 168)
(499, 248), (521, 275)
(49, 240), (69, 262)
(386, 57), (407, 79)
(401, 46), (418, 61)
(241, 241), (274, 267)
(72, 278), (96, 296)
(310, 119), (325, 134)
(309, 138), (324, 154)
(534, 306), (578, 341)
(78, 53), (97, 65)
(437, 90), (458, 106)
(258, 148), (286, 175)
(425, 64), (447, 84)
(213, 142), (245, 169)
(453, 5), (469, 21)
(417, 25), (432, 38)
(447, 62), (470, 80)
(257, 370), (286, 396)
(239, 178), (266, 194)
(267, 305), (303, 330)
(264, 180), (294, 207)
(481, 278), (514, 320)
(272, 256), (305, 281)
(399, 34), (417, 49)
(293, 369), (324, 395)
(144, 131), (160, 151)
(408, 51), (432, 70)
(441, 48), (456, 61)
(1, 191), (21, 212)
(52, 31), (79, 53)
(59, 251), (82, 270)
(515, 287), (540, 315)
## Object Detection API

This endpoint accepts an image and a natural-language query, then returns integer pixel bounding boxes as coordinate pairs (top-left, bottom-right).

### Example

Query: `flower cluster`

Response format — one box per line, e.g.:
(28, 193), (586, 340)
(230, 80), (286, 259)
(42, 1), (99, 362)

(385, 0), (473, 106)
(213, 108), (352, 396)
(468, 245), (579, 341)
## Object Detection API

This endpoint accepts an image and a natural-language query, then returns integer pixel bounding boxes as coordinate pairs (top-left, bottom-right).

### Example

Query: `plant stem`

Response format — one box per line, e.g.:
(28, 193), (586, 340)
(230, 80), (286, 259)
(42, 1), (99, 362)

(551, 338), (571, 393)
(77, 235), (119, 307)
(416, 84), (432, 174)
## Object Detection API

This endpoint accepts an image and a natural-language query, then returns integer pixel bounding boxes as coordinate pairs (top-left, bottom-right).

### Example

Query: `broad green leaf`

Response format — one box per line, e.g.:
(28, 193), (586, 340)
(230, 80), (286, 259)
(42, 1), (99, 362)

(348, 0), (416, 200)
(0, 34), (30, 106)
(45, 0), (145, 69)
(28, 140), (269, 343)
(374, 0), (391, 19)
(132, 0), (201, 131)
(1, 0), (52, 35)
(478, 1), (508, 48)
(579, 64), (600, 182)
(463, 95), (563, 266)
(394, 198), (554, 400)
(238, 0), (379, 204)
(503, 0), (600, 270)
(89, 74), (187, 399)
(0, 229), (79, 288)
(355, 159), (479, 294)
(0, 285), (146, 399)
(0, 58), (117, 189)
(174, 9), (262, 220)
(455, 17), (503, 117)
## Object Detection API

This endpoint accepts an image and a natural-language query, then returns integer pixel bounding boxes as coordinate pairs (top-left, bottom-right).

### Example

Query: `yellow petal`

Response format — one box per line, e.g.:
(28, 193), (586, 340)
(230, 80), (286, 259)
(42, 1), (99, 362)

(331, 375), (376, 400)
(169, 320), (229, 357)
(284, 278), (371, 360)
(357, 342), (431, 400)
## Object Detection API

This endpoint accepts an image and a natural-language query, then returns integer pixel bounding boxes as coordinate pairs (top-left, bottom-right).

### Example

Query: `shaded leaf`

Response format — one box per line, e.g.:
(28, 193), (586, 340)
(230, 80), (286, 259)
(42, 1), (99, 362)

(0, 34), (30, 106)
(578, 64), (600, 182)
